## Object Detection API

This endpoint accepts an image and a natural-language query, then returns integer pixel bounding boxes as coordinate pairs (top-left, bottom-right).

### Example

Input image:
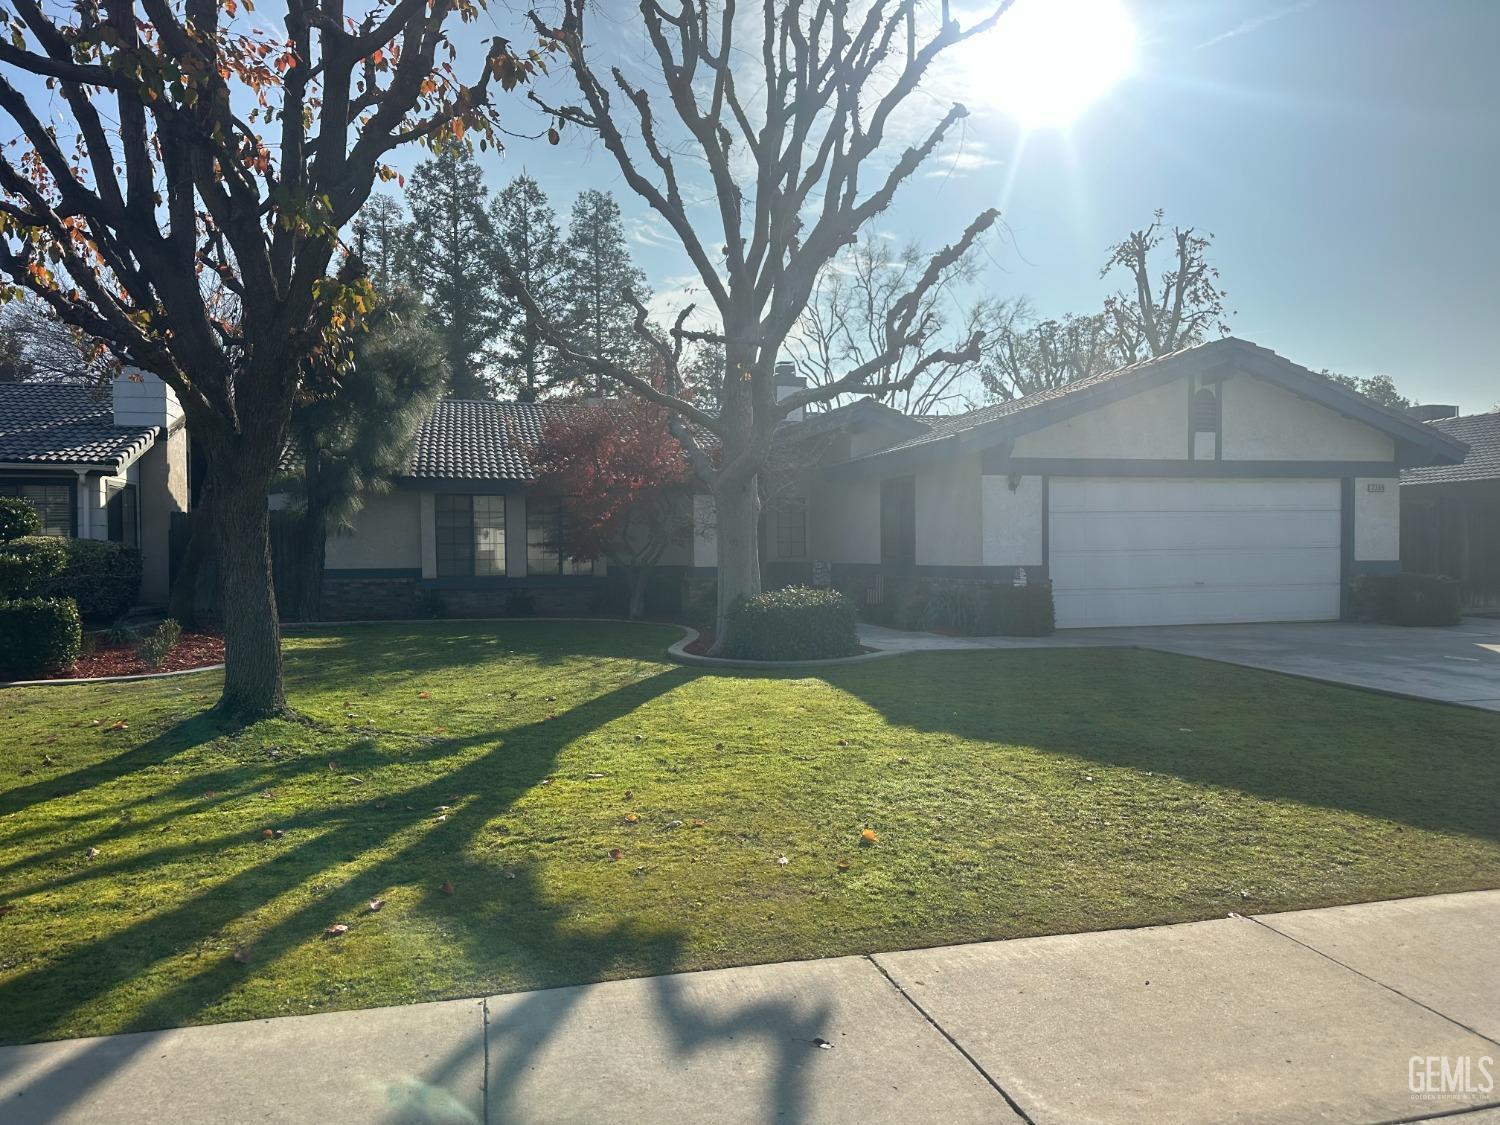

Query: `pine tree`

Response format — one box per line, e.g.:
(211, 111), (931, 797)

(491, 174), (565, 402)
(402, 148), (497, 399)
(558, 190), (649, 396)
(350, 193), (407, 297)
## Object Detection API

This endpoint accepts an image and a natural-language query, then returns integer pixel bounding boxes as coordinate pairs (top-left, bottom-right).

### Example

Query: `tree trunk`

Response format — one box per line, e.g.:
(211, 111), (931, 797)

(710, 470), (761, 654)
(626, 566), (648, 620)
(289, 505), (328, 623)
(210, 461), (289, 721)
(168, 483), (213, 628)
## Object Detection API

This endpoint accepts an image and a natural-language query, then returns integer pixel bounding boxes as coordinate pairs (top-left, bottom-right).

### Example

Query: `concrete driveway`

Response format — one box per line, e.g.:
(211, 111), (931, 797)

(859, 618), (1500, 711)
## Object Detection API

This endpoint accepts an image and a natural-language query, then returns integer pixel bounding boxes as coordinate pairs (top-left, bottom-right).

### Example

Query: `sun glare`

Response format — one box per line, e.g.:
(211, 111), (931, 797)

(967, 0), (1138, 130)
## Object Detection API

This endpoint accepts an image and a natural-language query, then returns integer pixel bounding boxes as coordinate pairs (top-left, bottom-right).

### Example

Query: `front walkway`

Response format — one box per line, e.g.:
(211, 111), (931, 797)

(860, 618), (1500, 711)
(2, 891), (1497, 1123)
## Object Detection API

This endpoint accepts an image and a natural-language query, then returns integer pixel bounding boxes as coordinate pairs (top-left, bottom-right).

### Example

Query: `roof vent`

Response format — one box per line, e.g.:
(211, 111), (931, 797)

(1407, 404), (1459, 422)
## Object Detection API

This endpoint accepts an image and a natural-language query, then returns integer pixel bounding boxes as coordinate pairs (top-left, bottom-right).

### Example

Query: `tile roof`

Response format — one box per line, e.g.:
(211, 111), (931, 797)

(0, 382), (158, 470)
(1401, 412), (1500, 485)
(404, 399), (715, 482)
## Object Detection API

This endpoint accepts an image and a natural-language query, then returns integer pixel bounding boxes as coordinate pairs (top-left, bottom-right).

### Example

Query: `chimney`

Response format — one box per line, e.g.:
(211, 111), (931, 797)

(774, 360), (807, 421)
(113, 369), (183, 431)
(1407, 404), (1460, 423)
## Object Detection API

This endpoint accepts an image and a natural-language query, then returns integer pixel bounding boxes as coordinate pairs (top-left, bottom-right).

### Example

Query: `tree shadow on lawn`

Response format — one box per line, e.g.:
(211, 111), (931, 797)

(0, 659), (835, 1123)
(825, 646), (1500, 844)
(283, 618), (683, 687)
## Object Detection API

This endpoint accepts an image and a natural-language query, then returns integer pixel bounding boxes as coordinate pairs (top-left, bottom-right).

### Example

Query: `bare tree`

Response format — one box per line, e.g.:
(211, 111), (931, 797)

(501, 0), (1008, 650)
(0, 298), (113, 383)
(982, 306), (1114, 400)
(1102, 210), (1230, 362)
(789, 237), (1010, 414)
(0, 0), (538, 717)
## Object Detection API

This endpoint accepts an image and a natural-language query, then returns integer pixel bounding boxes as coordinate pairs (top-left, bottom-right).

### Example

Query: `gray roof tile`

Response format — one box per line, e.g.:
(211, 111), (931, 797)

(1401, 412), (1500, 485)
(0, 382), (157, 470)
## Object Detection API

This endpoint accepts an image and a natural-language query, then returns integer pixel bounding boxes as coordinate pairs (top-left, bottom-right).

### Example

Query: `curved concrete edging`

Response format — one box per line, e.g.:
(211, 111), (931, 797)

(3, 662), (225, 687)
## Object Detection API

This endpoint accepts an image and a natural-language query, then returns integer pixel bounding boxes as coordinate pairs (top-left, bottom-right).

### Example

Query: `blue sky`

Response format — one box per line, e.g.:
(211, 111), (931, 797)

(447, 0), (1498, 412)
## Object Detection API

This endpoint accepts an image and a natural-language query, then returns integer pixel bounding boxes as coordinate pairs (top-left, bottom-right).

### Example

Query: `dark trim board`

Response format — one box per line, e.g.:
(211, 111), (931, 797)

(423, 574), (608, 590)
(1000, 458), (1399, 479)
(394, 477), (525, 494)
(324, 567), (422, 580)
(829, 562), (1049, 583)
(1340, 478), (1355, 619)
(1350, 560), (1400, 576)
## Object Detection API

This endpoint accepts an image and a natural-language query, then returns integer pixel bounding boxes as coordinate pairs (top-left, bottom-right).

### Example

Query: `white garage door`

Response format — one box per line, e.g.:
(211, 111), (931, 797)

(1049, 478), (1342, 628)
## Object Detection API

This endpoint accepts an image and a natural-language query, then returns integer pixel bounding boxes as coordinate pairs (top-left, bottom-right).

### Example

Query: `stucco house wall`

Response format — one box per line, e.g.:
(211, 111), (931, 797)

(1220, 376), (1395, 462)
(1011, 379), (1187, 460)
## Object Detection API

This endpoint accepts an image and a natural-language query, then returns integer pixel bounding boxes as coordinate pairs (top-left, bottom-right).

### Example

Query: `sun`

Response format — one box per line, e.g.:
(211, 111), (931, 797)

(964, 0), (1138, 129)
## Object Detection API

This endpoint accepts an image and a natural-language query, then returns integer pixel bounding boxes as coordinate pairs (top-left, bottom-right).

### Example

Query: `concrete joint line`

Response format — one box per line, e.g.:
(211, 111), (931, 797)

(863, 954), (1036, 1125)
(1376, 1095), (1500, 1124)
(1241, 915), (1500, 1050)
(482, 997), (491, 1124)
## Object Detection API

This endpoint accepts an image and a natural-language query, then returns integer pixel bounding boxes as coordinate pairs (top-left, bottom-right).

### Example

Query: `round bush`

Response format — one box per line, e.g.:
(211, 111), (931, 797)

(724, 585), (859, 661)
(36, 538), (143, 624)
(0, 496), (40, 542)
(0, 535), (68, 599)
(0, 596), (82, 678)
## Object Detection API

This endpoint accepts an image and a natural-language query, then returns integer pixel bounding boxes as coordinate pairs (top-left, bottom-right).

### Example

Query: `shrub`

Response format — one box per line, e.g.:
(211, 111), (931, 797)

(922, 579), (984, 635)
(135, 617), (182, 668)
(988, 582), (1055, 636)
(1394, 572), (1461, 627)
(104, 618), (138, 646)
(505, 589), (537, 617)
(1349, 574), (1398, 623)
(0, 535), (68, 599)
(0, 496), (40, 542)
(0, 596), (82, 678)
(681, 574), (717, 627)
(35, 539), (143, 625)
(724, 585), (859, 661)
(413, 587), (447, 619)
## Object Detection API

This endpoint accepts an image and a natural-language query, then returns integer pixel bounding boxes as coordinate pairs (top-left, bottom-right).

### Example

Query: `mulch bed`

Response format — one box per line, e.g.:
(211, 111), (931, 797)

(40, 632), (225, 680)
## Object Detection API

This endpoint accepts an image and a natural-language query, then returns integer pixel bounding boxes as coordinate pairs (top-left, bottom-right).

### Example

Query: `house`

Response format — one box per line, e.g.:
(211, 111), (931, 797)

(1400, 408), (1500, 611)
(0, 373), (189, 606)
(317, 338), (1468, 628)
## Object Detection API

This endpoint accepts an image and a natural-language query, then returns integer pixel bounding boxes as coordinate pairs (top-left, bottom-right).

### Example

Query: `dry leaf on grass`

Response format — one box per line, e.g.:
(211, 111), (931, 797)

(860, 828), (879, 844)
(418, 691), (432, 699)
(624, 812), (639, 824)
(439, 881), (455, 896)
(324, 924), (349, 937)
(368, 899), (385, 913)
(608, 848), (623, 861)
(85, 846), (100, 859)
(836, 858), (851, 871)
(232, 945), (251, 964)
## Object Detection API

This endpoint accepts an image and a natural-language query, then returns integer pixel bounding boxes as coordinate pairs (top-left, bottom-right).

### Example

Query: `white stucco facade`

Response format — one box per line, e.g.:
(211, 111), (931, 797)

(980, 475), (1044, 568)
(1353, 477), (1400, 562)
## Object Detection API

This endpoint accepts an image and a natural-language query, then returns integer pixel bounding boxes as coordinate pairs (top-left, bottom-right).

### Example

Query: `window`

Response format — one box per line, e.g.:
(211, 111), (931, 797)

(0, 481), (72, 537)
(106, 482), (138, 548)
(880, 476), (916, 569)
(527, 496), (595, 576)
(774, 498), (807, 560)
(1192, 387), (1220, 433)
(435, 493), (507, 577)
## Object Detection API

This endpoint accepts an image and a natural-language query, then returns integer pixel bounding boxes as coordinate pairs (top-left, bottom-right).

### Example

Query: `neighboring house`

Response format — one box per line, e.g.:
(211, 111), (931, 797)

(1400, 409), (1500, 611)
(0, 373), (189, 606)
(319, 338), (1468, 628)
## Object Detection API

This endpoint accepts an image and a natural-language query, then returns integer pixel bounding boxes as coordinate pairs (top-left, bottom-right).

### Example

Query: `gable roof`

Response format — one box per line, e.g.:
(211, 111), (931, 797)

(403, 399), (717, 483)
(1400, 411), (1500, 485)
(825, 337), (1469, 476)
(0, 382), (159, 471)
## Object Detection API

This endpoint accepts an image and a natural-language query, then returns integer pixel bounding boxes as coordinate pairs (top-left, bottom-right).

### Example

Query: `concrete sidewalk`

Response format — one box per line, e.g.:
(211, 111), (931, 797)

(859, 619), (1500, 711)
(2, 892), (1497, 1124)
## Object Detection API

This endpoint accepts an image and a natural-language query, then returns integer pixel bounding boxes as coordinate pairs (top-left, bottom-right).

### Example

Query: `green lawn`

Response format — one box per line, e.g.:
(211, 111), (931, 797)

(1, 620), (1498, 1045)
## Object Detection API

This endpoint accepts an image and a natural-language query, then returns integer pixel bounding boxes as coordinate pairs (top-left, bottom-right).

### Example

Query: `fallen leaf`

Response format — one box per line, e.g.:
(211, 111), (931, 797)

(776, 855), (789, 866)
(324, 924), (349, 938)
(810, 1037), (834, 1050)
(0, 904), (16, 920)
(837, 739), (849, 746)
(439, 881), (455, 895)
(622, 790), (634, 801)
(260, 828), (274, 840)
(105, 720), (127, 732)
(836, 858), (851, 871)
(608, 848), (623, 861)
(633, 733), (643, 742)
(368, 898), (385, 913)
(433, 727), (447, 734)
(690, 818), (706, 829)
(624, 812), (639, 824)
(714, 742), (725, 752)
(418, 691), (431, 699)
(232, 945), (251, 964)
(664, 819), (683, 830)
(435, 814), (448, 822)
(374, 800), (389, 810)
(860, 828), (878, 844)
(85, 846), (100, 859)
(203, 790), (216, 798)
(328, 761), (339, 772)
(585, 772), (606, 779)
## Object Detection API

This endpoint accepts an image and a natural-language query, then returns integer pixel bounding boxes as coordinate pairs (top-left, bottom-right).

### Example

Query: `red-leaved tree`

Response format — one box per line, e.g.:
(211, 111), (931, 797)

(529, 398), (694, 620)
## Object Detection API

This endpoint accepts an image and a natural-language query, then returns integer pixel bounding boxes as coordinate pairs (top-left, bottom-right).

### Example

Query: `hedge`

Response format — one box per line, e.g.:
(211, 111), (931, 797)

(36, 538), (143, 624)
(0, 536), (68, 599)
(724, 585), (859, 661)
(0, 496), (40, 542)
(1349, 572), (1461, 627)
(0, 596), (82, 678)
(987, 583), (1056, 636)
